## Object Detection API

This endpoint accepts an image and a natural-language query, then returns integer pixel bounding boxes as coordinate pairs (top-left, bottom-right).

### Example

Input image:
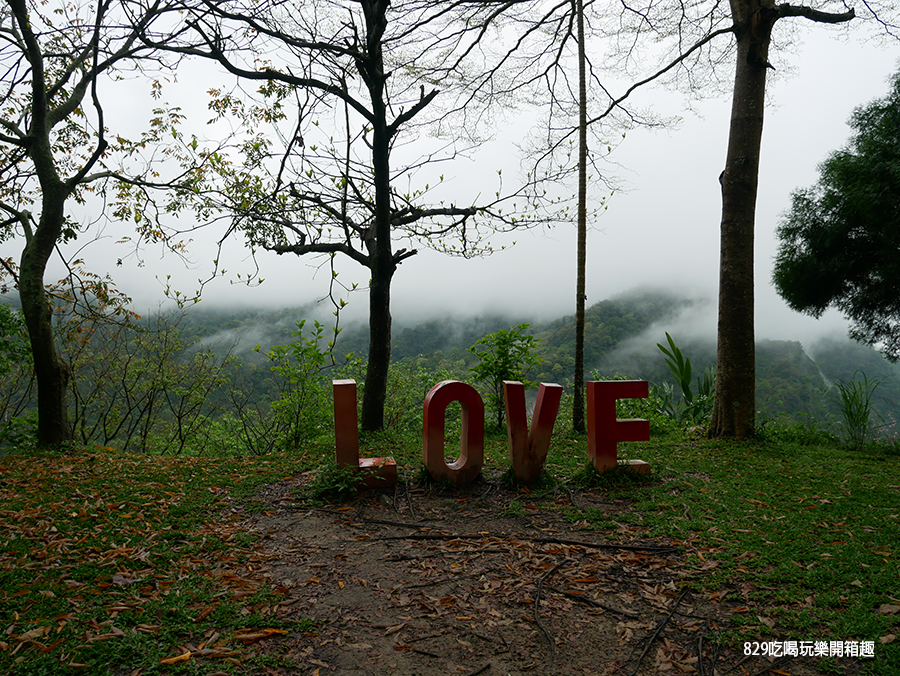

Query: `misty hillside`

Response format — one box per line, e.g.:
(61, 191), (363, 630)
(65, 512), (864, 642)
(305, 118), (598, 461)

(182, 287), (900, 422)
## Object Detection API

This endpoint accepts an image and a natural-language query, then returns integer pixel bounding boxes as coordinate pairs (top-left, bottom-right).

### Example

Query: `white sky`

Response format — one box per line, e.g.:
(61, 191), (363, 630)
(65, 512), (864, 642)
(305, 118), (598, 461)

(32, 20), (900, 348)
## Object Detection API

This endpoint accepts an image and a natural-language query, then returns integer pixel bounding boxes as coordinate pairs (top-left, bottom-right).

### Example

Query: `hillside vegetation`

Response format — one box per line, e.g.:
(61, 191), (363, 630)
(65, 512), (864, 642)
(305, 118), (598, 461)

(3, 288), (899, 455)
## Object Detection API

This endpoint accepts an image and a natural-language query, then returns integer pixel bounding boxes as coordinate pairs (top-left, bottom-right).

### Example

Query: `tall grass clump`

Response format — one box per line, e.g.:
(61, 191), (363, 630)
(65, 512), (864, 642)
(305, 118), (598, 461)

(832, 372), (882, 451)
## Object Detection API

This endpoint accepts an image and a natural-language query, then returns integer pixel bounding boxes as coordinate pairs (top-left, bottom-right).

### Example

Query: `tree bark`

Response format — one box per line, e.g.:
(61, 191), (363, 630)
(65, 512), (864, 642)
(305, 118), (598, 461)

(360, 0), (393, 432)
(709, 2), (854, 439)
(573, 0), (588, 434)
(709, 2), (775, 439)
(12, 0), (74, 445)
(19, 189), (73, 445)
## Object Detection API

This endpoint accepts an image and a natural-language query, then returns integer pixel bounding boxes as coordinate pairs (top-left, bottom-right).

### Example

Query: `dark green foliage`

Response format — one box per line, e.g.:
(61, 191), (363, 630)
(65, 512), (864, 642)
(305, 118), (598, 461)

(468, 324), (542, 430)
(12, 288), (900, 456)
(755, 414), (836, 446)
(531, 290), (688, 383)
(303, 461), (376, 502)
(0, 304), (29, 375)
(655, 332), (715, 425)
(774, 69), (900, 360)
(261, 319), (333, 451)
(809, 335), (900, 423)
(0, 304), (33, 440)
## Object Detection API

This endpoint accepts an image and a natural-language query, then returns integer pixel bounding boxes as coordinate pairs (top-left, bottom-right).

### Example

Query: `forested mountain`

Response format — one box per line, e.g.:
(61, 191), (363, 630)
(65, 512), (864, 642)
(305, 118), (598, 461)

(5, 287), (898, 452)
(179, 288), (899, 421)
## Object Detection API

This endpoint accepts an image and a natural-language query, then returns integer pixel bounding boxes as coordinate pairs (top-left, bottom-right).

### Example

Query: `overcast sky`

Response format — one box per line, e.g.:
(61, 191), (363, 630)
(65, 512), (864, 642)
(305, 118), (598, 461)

(32, 20), (900, 348)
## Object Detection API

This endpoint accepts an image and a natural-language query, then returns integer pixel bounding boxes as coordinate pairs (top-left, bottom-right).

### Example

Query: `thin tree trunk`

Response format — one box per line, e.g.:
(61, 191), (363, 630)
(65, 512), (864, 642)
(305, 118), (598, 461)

(573, 0), (588, 434)
(709, 3), (774, 439)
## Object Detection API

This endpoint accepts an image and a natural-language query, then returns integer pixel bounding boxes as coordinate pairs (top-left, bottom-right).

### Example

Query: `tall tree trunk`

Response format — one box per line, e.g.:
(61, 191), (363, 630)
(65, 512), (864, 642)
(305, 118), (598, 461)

(573, 0), (588, 434)
(14, 0), (74, 446)
(19, 194), (72, 445)
(360, 0), (392, 432)
(709, 3), (775, 439)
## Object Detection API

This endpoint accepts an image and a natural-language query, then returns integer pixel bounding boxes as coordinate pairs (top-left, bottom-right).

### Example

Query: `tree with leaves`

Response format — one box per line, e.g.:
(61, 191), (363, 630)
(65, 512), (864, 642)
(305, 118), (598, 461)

(0, 0), (221, 445)
(151, 0), (559, 432)
(574, 0), (891, 438)
(774, 69), (900, 361)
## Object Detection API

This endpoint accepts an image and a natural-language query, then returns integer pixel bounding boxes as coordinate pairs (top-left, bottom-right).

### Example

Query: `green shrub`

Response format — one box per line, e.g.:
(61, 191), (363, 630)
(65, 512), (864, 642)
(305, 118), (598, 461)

(0, 411), (38, 452)
(656, 332), (715, 426)
(756, 413), (836, 446)
(468, 324), (541, 430)
(262, 319), (333, 451)
(303, 461), (377, 502)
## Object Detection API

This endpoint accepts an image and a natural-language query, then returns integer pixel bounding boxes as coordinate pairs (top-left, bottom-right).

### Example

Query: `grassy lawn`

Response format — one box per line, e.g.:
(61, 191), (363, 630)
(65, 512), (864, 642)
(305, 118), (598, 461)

(586, 436), (900, 674)
(0, 431), (897, 675)
(0, 447), (319, 675)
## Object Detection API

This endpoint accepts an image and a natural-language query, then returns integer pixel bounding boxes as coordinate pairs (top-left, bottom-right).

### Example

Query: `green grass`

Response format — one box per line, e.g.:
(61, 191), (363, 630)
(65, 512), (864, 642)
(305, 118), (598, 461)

(1, 428), (898, 674)
(0, 446), (314, 675)
(580, 435), (900, 675)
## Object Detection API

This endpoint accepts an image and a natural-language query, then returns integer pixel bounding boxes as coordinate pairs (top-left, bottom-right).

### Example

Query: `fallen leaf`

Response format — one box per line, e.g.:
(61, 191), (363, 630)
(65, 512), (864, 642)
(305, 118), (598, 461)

(878, 604), (900, 615)
(880, 634), (897, 644)
(159, 651), (191, 665)
(18, 626), (51, 641)
(757, 616), (775, 629)
(234, 628), (288, 643)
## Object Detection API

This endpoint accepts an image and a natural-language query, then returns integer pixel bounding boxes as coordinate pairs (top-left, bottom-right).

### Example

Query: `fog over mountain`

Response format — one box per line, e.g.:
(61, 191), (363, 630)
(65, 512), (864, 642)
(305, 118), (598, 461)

(8, 27), (898, 358)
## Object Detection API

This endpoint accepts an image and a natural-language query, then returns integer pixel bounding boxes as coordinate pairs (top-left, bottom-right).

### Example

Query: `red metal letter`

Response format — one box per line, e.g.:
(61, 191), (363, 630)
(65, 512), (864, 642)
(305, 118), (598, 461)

(586, 381), (651, 475)
(422, 381), (484, 486)
(504, 381), (563, 484)
(333, 380), (397, 489)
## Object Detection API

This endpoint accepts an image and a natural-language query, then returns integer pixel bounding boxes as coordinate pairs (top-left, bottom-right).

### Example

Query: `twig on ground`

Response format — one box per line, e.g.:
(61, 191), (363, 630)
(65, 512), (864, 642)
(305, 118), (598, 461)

(534, 561), (565, 670)
(361, 517), (421, 529)
(405, 478), (417, 519)
(549, 586), (640, 618)
(674, 610), (717, 621)
(370, 532), (680, 555)
(471, 630), (511, 655)
(627, 588), (690, 676)
(698, 633), (705, 676)
(495, 629), (510, 655)
(384, 552), (441, 562)
(404, 572), (479, 589)
(386, 547), (506, 562)
(465, 663), (491, 676)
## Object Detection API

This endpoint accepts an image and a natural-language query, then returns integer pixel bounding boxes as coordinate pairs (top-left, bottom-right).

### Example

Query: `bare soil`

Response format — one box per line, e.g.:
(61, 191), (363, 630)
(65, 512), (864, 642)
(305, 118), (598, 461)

(229, 472), (836, 676)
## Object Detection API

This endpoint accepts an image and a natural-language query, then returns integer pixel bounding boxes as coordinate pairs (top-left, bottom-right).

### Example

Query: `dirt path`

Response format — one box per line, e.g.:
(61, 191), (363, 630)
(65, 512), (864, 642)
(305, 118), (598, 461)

(231, 474), (826, 676)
